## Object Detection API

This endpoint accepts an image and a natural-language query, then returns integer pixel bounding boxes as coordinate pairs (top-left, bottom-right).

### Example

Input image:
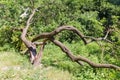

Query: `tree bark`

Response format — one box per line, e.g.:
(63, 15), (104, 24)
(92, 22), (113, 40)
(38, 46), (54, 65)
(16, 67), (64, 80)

(20, 9), (38, 64)
(19, 9), (120, 70)
(31, 26), (120, 70)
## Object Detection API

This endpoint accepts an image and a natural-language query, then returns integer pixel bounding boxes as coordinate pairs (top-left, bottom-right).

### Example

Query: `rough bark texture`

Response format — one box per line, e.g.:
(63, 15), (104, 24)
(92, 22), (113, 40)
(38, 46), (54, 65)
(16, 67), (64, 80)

(50, 38), (120, 70)
(32, 26), (120, 70)
(32, 40), (47, 66)
(19, 9), (120, 70)
(20, 9), (43, 65)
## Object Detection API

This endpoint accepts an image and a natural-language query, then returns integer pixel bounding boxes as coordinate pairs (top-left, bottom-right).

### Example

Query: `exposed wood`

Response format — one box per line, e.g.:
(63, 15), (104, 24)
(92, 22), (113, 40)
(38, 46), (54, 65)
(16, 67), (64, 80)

(19, 9), (120, 70)
(31, 25), (120, 70)
(33, 39), (47, 66)
(20, 9), (38, 64)
(32, 26), (112, 44)
(50, 38), (120, 70)
(32, 26), (87, 44)
(33, 41), (45, 66)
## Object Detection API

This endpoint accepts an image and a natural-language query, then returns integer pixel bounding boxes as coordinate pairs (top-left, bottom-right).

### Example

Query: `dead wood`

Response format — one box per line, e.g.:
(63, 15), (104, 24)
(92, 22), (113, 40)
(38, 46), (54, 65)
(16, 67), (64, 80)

(31, 26), (120, 70)
(19, 8), (120, 70)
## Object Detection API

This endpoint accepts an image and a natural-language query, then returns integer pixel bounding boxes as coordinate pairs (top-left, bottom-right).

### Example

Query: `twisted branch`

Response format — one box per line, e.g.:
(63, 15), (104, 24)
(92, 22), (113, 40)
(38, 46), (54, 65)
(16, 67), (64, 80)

(18, 10), (120, 70)
(32, 26), (87, 44)
(31, 25), (120, 70)
(50, 38), (120, 70)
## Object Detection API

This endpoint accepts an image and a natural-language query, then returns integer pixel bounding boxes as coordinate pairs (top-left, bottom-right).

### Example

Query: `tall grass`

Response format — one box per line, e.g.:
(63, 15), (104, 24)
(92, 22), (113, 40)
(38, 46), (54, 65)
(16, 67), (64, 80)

(0, 52), (74, 80)
(0, 41), (120, 80)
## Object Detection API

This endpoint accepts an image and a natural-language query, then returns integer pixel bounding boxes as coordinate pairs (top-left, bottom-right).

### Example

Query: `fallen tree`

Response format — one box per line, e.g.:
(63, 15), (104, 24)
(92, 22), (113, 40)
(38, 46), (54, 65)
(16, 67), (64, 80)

(18, 9), (120, 70)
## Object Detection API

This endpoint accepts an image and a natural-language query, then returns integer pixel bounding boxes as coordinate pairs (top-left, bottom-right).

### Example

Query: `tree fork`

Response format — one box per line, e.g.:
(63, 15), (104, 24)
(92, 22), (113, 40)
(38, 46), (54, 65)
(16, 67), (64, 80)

(19, 7), (120, 70)
(20, 9), (38, 64)
(32, 26), (120, 70)
(33, 39), (47, 66)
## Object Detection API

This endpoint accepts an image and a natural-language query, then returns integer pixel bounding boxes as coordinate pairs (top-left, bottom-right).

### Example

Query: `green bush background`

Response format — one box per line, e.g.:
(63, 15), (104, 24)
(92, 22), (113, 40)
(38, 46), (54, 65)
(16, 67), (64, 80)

(0, 0), (120, 79)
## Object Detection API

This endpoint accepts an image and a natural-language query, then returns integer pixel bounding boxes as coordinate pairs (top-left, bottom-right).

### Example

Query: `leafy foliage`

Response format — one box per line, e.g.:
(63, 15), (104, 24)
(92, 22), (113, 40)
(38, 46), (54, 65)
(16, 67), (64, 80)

(0, 0), (120, 79)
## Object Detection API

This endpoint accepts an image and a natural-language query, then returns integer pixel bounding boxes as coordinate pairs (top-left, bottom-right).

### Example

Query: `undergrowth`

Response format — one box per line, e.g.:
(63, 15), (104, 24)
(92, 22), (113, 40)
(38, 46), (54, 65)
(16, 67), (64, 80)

(0, 41), (120, 80)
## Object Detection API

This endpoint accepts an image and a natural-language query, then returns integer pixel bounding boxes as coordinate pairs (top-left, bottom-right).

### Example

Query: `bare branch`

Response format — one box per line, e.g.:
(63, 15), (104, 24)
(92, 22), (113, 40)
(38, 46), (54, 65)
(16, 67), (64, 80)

(74, 56), (120, 70)
(20, 7), (29, 19)
(20, 9), (38, 64)
(84, 36), (113, 44)
(33, 42), (44, 45)
(50, 38), (120, 70)
(32, 26), (113, 44)
(32, 26), (87, 44)
(33, 39), (47, 66)
(26, 9), (35, 27)
(21, 9), (36, 47)
(103, 29), (110, 40)
(31, 26), (120, 70)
